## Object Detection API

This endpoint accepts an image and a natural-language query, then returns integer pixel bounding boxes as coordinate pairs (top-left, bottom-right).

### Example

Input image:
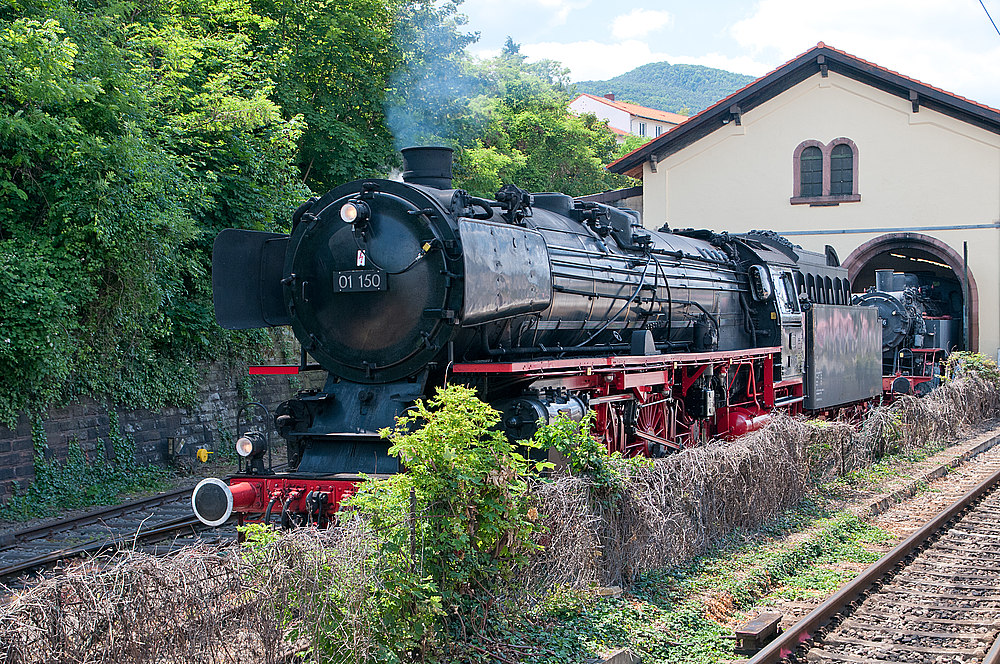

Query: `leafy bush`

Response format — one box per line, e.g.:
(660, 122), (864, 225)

(337, 385), (547, 660)
(538, 582), (591, 618)
(944, 351), (1000, 382)
(533, 411), (626, 491)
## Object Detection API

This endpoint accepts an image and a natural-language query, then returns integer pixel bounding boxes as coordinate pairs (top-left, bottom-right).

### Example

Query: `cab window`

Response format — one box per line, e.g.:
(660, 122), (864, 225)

(771, 270), (800, 314)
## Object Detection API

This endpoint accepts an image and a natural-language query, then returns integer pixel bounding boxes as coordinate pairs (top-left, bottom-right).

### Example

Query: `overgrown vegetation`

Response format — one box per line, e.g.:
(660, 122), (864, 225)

(4, 411), (168, 520)
(520, 509), (890, 664)
(6, 374), (1000, 663)
(0, 1), (636, 430)
(945, 350), (1000, 382)
(533, 411), (628, 490)
(0, 3), (306, 424)
(230, 385), (551, 661)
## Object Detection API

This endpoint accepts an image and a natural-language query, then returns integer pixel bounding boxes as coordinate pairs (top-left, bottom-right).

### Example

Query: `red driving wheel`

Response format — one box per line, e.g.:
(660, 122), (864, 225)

(630, 393), (670, 457)
(597, 401), (627, 455)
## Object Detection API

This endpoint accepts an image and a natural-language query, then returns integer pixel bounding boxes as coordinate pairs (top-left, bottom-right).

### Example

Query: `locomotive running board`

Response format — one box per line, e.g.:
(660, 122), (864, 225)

(452, 347), (782, 374)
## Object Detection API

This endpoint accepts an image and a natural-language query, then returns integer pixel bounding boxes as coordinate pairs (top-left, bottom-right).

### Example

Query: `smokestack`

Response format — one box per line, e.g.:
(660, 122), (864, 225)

(604, 93), (615, 101)
(401, 146), (453, 189)
(875, 269), (895, 292)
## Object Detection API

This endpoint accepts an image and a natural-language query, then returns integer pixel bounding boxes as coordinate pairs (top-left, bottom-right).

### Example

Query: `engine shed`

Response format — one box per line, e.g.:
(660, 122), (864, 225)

(608, 42), (1000, 362)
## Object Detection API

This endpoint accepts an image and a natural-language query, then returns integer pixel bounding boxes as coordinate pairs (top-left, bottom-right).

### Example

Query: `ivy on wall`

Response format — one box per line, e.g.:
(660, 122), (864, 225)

(6, 411), (168, 520)
(0, 9), (306, 424)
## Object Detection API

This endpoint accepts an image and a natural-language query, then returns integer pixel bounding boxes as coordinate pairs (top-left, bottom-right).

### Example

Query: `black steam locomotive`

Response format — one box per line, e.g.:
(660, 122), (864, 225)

(192, 147), (882, 528)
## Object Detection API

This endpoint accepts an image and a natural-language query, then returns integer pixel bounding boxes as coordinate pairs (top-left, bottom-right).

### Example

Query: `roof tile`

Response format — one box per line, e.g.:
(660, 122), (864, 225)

(575, 93), (689, 125)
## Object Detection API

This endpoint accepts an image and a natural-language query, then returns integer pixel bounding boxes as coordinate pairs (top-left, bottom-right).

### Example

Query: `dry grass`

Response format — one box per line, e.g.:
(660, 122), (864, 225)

(1, 519), (388, 664)
(525, 375), (1000, 588)
(4, 376), (999, 663)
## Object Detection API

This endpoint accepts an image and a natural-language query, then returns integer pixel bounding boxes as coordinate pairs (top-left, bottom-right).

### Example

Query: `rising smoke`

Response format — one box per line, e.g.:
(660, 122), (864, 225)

(384, 0), (480, 152)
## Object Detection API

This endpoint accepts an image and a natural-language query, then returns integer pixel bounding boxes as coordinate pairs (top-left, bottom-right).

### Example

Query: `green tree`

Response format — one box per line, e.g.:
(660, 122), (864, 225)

(612, 133), (653, 161)
(248, 0), (400, 191)
(0, 0), (305, 422)
(454, 44), (635, 197)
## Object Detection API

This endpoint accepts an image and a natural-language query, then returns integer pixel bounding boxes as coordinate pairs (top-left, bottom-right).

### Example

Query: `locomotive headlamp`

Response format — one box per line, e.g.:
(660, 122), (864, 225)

(235, 431), (267, 459)
(340, 201), (370, 225)
(235, 436), (253, 457)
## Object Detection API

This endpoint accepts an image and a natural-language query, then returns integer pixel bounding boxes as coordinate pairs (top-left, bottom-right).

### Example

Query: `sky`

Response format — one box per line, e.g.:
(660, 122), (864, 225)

(460, 0), (1000, 110)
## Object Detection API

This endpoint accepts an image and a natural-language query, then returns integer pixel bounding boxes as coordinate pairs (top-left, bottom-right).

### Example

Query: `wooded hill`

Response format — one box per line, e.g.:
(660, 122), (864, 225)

(575, 61), (755, 115)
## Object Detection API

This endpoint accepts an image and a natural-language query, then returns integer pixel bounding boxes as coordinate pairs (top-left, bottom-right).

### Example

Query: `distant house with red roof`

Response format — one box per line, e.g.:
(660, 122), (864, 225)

(569, 93), (688, 140)
(606, 42), (1000, 360)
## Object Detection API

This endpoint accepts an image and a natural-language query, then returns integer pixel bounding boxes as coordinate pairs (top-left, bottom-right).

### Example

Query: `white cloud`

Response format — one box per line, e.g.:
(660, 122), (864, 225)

(535, 0), (592, 26)
(466, 0), (1000, 109)
(458, 0), (590, 29)
(520, 39), (768, 82)
(730, 0), (1000, 107)
(611, 9), (673, 40)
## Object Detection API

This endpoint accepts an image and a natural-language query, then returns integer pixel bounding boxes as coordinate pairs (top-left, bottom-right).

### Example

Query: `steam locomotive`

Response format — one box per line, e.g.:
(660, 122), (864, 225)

(192, 147), (882, 528)
(853, 269), (961, 395)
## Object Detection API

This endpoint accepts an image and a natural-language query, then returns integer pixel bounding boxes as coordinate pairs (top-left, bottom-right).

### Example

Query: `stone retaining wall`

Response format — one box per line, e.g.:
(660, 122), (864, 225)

(0, 364), (322, 504)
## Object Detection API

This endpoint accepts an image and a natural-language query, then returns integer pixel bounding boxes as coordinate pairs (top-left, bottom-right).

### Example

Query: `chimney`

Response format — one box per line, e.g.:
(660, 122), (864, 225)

(401, 146), (453, 190)
(604, 93), (615, 101)
(875, 269), (895, 293)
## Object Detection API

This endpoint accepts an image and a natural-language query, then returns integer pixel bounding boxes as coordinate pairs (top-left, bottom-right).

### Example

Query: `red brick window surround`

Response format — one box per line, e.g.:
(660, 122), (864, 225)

(791, 138), (861, 205)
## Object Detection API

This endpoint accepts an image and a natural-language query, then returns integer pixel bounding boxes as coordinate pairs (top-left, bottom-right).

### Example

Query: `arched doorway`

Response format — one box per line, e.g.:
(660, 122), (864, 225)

(842, 232), (978, 352)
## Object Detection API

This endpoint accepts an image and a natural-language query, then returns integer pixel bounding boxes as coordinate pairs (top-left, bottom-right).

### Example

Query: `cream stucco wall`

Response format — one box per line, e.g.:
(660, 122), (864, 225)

(641, 72), (1000, 357)
(569, 96), (631, 133)
(629, 118), (669, 138)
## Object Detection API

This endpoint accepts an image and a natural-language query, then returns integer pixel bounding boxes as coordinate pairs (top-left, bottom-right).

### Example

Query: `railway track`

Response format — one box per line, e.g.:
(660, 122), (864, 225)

(0, 485), (234, 590)
(749, 463), (1000, 664)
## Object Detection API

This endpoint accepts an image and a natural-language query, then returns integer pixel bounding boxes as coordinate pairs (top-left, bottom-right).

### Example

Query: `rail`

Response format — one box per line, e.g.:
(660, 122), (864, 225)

(749, 463), (1000, 663)
(0, 484), (234, 584)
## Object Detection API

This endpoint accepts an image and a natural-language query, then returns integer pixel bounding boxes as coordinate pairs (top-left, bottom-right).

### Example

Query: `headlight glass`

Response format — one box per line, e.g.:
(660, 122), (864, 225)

(340, 200), (370, 225)
(236, 436), (254, 458)
(340, 202), (359, 223)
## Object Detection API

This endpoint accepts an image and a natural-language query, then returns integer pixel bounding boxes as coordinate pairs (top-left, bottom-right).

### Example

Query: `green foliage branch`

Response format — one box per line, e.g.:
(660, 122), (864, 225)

(944, 351), (1000, 382)
(348, 385), (546, 656)
(532, 411), (623, 490)
(0, 2), (308, 426)
(453, 43), (635, 198)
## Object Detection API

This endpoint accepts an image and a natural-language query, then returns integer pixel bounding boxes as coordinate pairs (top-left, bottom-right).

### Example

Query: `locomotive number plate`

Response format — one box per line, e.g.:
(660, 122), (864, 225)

(332, 270), (387, 293)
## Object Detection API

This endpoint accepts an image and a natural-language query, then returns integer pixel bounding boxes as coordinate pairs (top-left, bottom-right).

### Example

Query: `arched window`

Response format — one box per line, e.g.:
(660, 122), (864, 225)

(800, 146), (823, 197)
(791, 138), (860, 205)
(830, 144), (853, 195)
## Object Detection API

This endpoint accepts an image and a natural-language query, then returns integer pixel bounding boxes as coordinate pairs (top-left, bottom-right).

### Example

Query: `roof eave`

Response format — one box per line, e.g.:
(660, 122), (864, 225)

(608, 45), (1000, 177)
